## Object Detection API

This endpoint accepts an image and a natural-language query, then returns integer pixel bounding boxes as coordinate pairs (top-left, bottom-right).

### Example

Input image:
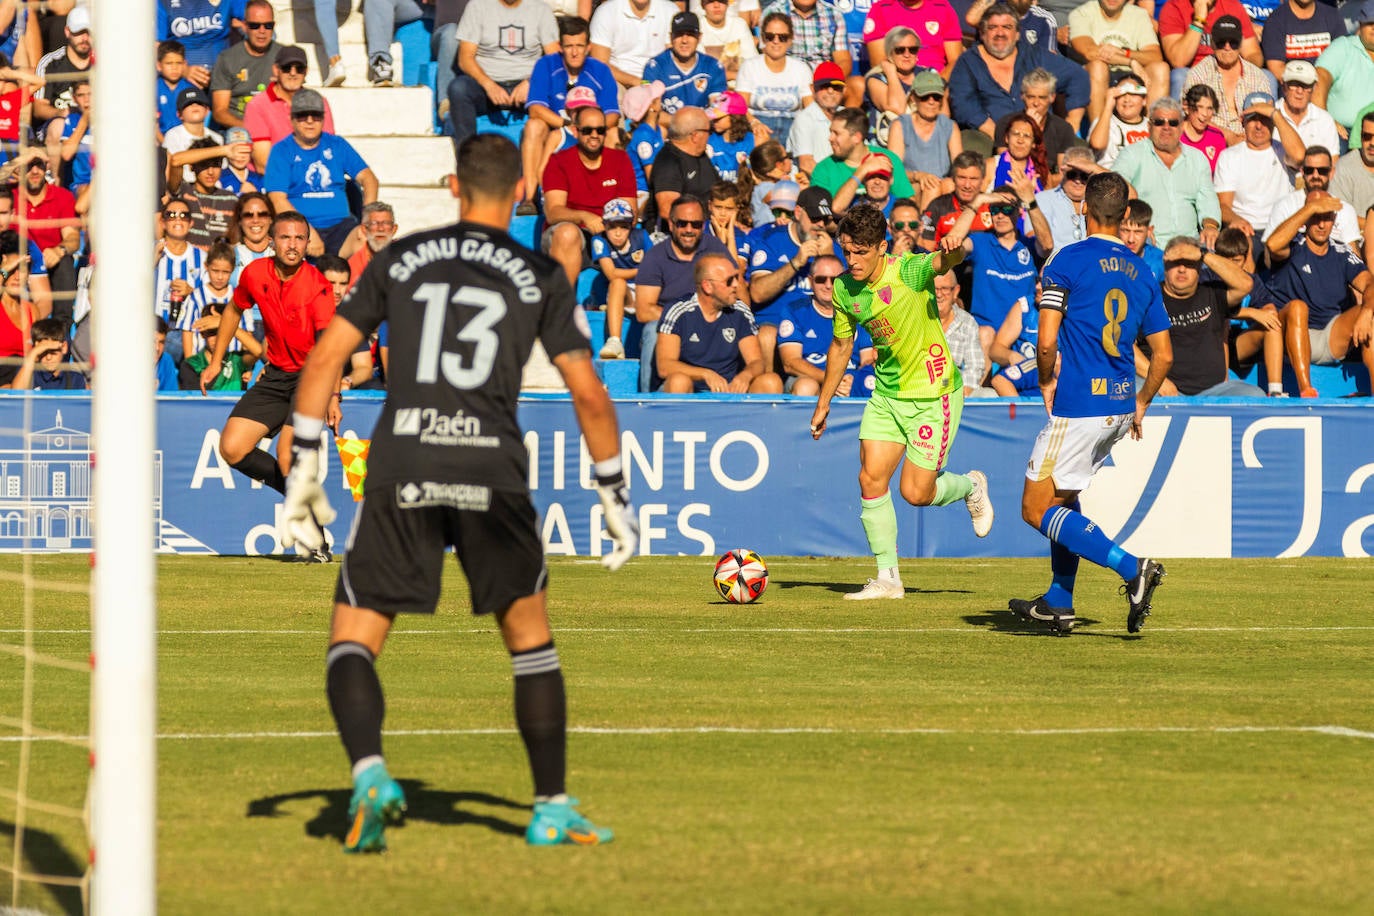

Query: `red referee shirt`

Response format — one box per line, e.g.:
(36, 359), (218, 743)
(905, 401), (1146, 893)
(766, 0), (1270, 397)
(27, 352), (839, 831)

(233, 257), (334, 372)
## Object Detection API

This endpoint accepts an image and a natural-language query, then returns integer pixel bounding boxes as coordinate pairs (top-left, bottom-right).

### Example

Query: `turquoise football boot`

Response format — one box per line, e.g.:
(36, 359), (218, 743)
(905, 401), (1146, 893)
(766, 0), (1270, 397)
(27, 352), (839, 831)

(344, 763), (407, 853)
(526, 797), (613, 847)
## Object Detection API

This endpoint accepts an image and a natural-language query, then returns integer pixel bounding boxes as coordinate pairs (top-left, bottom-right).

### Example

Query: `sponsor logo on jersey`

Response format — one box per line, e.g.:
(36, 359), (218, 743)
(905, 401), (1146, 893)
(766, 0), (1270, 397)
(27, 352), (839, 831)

(397, 481), (492, 511)
(1091, 378), (1107, 395)
(778, 320), (794, 337)
(169, 14), (224, 38)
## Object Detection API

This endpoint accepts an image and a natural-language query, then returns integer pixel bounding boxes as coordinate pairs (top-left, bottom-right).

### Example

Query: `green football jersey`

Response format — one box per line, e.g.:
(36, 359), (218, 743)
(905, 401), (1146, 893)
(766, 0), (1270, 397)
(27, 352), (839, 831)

(832, 252), (962, 399)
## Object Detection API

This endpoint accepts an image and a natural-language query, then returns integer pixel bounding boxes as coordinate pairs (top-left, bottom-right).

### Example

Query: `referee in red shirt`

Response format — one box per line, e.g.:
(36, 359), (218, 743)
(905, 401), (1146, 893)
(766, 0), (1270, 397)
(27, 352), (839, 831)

(202, 211), (338, 541)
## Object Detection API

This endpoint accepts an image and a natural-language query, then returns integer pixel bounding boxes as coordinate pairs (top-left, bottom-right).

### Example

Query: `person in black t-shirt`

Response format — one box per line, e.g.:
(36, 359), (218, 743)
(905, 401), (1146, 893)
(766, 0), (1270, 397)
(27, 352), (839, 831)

(1136, 235), (1264, 397)
(279, 134), (638, 855)
(648, 106), (719, 230)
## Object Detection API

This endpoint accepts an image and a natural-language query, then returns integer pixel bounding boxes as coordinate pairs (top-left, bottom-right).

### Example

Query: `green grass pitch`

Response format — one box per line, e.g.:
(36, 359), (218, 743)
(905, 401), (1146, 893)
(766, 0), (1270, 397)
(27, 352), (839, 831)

(2, 554), (1373, 914)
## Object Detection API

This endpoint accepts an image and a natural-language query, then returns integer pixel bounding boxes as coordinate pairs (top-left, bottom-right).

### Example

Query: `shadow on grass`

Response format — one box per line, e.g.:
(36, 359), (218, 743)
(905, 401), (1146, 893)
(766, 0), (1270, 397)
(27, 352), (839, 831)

(0, 820), (85, 915)
(963, 610), (1143, 641)
(771, 580), (974, 596)
(246, 781), (527, 843)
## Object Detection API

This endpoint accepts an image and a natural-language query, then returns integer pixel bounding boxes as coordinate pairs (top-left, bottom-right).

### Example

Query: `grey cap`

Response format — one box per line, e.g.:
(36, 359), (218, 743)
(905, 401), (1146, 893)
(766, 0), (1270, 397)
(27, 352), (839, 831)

(291, 88), (326, 117)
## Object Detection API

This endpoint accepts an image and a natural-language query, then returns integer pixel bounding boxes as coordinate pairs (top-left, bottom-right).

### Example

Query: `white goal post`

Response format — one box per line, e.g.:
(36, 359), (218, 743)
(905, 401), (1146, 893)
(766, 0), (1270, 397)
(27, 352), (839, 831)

(90, 0), (158, 912)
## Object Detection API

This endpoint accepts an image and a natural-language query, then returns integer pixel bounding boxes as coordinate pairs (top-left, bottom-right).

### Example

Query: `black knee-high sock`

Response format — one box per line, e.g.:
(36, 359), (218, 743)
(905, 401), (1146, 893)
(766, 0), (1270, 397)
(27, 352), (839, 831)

(512, 641), (566, 799)
(231, 449), (286, 494)
(326, 642), (385, 768)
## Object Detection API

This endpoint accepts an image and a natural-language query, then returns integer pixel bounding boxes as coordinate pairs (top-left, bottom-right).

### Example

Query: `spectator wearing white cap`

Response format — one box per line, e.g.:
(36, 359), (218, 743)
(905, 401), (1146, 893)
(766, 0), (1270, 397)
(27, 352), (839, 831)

(590, 0), (681, 88)
(1275, 60), (1338, 155)
(1213, 90), (1304, 241)
(1313, 3), (1374, 137)
(32, 4), (91, 158)
(522, 17), (621, 213)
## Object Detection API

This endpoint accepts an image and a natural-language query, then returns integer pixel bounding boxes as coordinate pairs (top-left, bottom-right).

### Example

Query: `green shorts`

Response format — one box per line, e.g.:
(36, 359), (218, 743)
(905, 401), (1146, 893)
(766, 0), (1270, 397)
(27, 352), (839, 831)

(858, 389), (964, 471)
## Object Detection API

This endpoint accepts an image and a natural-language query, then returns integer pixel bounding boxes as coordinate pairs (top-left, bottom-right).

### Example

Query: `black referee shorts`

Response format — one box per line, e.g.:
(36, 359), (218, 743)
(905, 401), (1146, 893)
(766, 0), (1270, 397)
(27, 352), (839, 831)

(334, 482), (548, 617)
(228, 364), (298, 436)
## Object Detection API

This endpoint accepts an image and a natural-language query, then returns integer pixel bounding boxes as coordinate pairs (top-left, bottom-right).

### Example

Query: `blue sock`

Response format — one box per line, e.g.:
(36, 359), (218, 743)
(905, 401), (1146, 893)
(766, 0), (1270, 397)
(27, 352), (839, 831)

(1044, 500), (1080, 608)
(1039, 505), (1137, 581)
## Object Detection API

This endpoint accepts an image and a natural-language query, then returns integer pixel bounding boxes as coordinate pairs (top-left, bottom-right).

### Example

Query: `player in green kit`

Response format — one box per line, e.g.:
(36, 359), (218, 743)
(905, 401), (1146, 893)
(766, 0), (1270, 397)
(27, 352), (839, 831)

(810, 205), (993, 600)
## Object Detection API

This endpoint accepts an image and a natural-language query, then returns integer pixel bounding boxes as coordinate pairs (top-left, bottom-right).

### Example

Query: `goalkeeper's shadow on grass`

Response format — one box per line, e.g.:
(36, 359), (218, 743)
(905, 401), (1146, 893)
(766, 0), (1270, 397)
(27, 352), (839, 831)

(963, 610), (1143, 640)
(246, 782), (528, 841)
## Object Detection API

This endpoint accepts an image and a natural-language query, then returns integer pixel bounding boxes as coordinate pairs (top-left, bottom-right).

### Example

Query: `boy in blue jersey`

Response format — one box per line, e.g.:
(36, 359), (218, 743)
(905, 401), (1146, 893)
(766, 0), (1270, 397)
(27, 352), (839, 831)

(1012, 172), (1174, 636)
(156, 41), (197, 139)
(592, 200), (651, 358)
(642, 13), (727, 116)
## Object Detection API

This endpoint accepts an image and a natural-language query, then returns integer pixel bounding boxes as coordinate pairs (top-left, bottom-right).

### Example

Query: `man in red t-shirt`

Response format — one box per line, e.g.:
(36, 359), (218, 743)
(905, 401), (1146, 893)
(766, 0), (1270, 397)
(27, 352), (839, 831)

(1159, 0), (1263, 96)
(13, 151), (80, 317)
(540, 105), (637, 287)
(202, 210), (338, 555)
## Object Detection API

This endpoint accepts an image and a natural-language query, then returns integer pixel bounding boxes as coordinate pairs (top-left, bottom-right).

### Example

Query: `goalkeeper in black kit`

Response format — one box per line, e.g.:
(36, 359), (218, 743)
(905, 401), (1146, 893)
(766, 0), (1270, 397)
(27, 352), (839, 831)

(279, 134), (639, 854)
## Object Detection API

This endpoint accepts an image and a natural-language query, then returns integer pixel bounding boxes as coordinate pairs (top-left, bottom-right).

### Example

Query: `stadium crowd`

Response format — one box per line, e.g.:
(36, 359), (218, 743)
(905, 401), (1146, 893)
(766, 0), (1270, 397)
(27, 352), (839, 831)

(0, 0), (1372, 397)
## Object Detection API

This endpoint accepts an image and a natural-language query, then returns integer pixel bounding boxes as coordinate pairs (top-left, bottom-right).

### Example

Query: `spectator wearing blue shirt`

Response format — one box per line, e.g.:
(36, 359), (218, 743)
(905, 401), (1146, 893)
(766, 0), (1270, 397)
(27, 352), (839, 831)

(155, 317), (180, 392)
(705, 91), (755, 182)
(748, 185), (841, 372)
(642, 12), (727, 116)
(948, 4), (1089, 139)
(263, 90), (378, 255)
(521, 17), (621, 210)
(1120, 199), (1166, 283)
(59, 83), (91, 194)
(592, 200), (651, 359)
(1267, 191), (1374, 398)
(943, 181), (1054, 370)
(778, 254), (875, 396)
(623, 82), (667, 203)
(156, 40), (197, 138)
(157, 0), (247, 82)
(657, 252), (784, 394)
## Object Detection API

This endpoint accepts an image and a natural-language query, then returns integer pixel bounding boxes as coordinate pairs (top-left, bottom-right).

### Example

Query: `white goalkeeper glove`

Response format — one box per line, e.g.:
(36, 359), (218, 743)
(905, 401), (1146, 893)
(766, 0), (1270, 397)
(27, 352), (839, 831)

(595, 464), (638, 572)
(279, 436), (336, 552)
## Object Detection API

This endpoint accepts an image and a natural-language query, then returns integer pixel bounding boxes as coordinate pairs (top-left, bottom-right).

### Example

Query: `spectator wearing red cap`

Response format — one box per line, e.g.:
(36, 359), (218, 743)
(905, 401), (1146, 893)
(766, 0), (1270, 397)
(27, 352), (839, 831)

(542, 106), (639, 288)
(831, 157), (898, 216)
(791, 62), (847, 175)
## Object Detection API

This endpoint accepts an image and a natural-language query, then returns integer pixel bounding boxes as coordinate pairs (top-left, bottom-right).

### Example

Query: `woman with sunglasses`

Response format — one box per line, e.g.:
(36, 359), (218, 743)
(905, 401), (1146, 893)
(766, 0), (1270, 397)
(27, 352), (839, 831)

(736, 13), (812, 147)
(228, 192), (276, 287)
(1179, 83), (1227, 173)
(885, 69), (961, 210)
(865, 27), (923, 118)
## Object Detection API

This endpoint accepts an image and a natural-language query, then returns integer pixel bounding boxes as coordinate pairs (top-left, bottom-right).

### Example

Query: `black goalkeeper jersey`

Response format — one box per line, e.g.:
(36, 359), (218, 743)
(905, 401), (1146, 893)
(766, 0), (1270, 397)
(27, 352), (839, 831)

(338, 221), (590, 494)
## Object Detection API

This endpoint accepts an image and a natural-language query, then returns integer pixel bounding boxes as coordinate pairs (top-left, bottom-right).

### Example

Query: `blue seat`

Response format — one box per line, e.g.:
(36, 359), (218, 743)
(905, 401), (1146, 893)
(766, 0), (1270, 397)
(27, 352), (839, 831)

(595, 359), (641, 396)
(475, 109), (528, 146)
(1246, 362), (1370, 397)
(574, 268), (599, 307)
(395, 18), (434, 87)
(509, 214), (540, 249)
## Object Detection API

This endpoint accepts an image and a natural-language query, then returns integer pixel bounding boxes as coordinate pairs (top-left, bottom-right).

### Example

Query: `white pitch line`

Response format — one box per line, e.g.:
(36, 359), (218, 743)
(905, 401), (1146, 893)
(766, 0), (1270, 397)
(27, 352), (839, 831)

(4, 625), (1374, 636)
(2, 724), (1373, 744)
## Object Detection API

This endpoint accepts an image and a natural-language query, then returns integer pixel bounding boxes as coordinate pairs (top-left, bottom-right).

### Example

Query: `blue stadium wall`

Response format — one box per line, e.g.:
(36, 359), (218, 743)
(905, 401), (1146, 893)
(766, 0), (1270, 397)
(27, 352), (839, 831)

(1, 394), (1372, 558)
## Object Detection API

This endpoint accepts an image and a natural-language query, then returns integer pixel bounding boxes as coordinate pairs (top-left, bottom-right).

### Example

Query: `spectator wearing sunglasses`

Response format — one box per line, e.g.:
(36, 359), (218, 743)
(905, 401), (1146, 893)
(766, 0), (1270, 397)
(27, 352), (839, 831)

(542, 107), (638, 289)
(209, 0), (279, 130)
(778, 254), (875, 397)
(1114, 97), (1222, 248)
(1270, 148), (1360, 250)
(657, 252), (783, 393)
(1274, 60), (1338, 156)
(243, 46), (337, 173)
(888, 198), (922, 255)
(1138, 234), (1264, 397)
(884, 70), (961, 210)
(1159, 0), (1263, 100)
(1181, 16), (1274, 142)
(864, 0), (964, 78)
(1033, 146), (1101, 254)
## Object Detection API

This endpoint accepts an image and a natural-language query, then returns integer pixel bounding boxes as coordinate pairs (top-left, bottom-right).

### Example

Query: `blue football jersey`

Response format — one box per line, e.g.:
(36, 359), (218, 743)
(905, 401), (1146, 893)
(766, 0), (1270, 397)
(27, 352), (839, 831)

(746, 224), (844, 322)
(707, 133), (753, 182)
(1040, 235), (1170, 418)
(777, 299), (873, 370)
(642, 51), (726, 116)
(965, 231), (1038, 328)
(629, 123), (664, 194)
(590, 227), (651, 271)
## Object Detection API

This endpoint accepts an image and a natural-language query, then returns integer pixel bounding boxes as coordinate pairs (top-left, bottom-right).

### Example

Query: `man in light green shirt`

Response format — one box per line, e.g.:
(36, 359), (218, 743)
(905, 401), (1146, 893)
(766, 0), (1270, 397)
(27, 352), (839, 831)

(1112, 98), (1221, 248)
(1314, 16), (1374, 133)
(810, 107), (915, 200)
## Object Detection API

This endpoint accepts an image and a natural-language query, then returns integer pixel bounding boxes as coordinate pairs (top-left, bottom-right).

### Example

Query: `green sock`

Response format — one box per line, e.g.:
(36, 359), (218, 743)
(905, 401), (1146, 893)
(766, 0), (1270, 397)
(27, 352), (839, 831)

(931, 472), (974, 507)
(860, 491), (899, 569)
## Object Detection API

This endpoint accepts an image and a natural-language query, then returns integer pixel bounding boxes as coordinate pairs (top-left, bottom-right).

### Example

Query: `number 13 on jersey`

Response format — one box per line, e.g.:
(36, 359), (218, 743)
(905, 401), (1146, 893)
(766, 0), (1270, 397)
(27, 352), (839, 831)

(414, 282), (508, 389)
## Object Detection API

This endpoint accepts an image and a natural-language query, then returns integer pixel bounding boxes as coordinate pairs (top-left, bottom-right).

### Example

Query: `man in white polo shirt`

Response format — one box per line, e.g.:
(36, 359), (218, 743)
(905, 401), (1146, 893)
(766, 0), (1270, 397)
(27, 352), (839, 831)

(590, 0), (680, 87)
(1276, 60), (1340, 156)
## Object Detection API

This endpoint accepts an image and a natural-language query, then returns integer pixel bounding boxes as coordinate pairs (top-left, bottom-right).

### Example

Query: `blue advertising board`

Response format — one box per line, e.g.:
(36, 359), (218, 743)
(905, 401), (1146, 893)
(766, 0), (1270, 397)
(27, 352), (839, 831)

(0, 394), (1371, 558)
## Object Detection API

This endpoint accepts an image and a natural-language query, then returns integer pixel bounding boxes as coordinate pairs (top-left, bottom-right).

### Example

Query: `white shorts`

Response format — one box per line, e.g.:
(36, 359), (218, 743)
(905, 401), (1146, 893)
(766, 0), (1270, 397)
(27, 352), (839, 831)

(1308, 313), (1341, 366)
(1026, 413), (1133, 492)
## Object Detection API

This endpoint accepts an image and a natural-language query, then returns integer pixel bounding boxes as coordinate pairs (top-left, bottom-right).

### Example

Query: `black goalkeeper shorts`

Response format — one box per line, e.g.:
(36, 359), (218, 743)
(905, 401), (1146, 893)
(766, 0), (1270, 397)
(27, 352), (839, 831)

(334, 482), (548, 617)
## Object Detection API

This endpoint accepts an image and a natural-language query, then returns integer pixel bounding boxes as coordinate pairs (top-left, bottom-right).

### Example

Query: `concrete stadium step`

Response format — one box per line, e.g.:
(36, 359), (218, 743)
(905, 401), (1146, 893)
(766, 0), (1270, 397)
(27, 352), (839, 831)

(273, 1), (433, 90)
(320, 86), (433, 137)
(349, 135), (453, 187)
(384, 186), (457, 234)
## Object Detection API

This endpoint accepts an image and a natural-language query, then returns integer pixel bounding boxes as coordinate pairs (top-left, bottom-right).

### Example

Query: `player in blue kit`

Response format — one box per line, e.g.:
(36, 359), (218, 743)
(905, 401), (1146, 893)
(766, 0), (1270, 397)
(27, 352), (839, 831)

(1011, 172), (1174, 636)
